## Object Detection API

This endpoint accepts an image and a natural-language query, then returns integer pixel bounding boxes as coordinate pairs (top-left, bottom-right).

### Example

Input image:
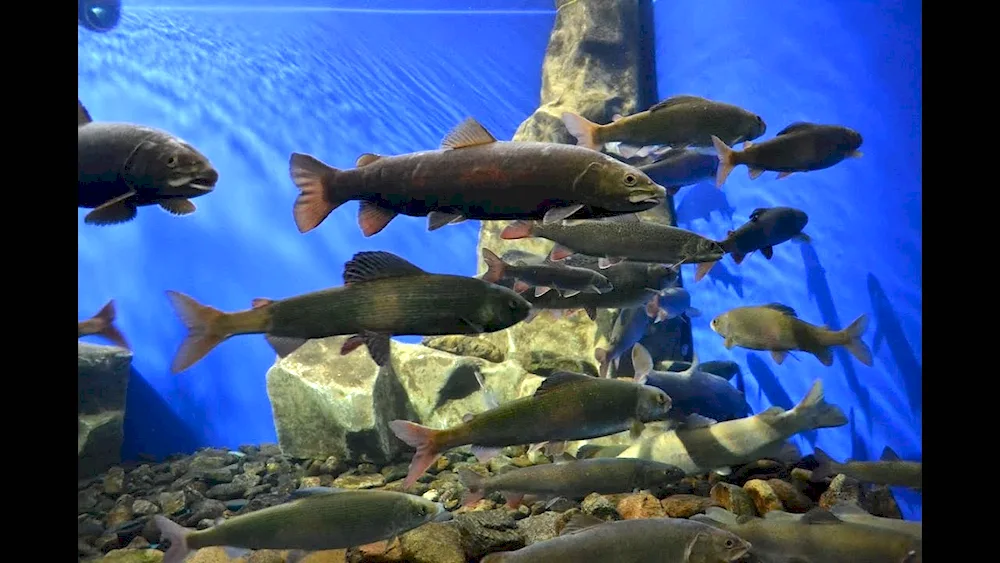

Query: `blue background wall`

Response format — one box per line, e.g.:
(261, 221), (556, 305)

(79, 0), (920, 518)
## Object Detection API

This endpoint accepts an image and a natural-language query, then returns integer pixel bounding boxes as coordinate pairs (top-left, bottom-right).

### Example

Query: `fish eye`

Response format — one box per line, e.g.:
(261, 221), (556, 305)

(508, 298), (520, 310)
(167, 155), (178, 167)
(623, 173), (637, 186)
(725, 539), (735, 548)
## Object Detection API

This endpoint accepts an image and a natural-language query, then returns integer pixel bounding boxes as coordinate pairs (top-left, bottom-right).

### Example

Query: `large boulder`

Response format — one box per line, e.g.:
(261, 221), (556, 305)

(79, 342), (132, 478)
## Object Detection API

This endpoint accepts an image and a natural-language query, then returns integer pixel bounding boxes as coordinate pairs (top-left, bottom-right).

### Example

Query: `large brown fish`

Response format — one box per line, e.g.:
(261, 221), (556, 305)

(164, 251), (531, 373)
(501, 215), (724, 281)
(389, 372), (673, 488)
(693, 506), (921, 563)
(458, 458), (685, 508)
(78, 300), (130, 350)
(811, 446), (921, 490)
(154, 487), (449, 563)
(562, 95), (766, 157)
(710, 303), (873, 367)
(711, 122), (863, 187)
(78, 100), (219, 225)
(481, 512), (750, 563)
(288, 117), (666, 236)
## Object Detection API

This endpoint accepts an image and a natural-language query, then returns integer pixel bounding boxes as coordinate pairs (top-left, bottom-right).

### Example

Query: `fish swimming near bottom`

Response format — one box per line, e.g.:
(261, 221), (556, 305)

(710, 303), (873, 367)
(762, 503), (922, 540)
(811, 446), (922, 490)
(154, 487), (449, 563)
(616, 379), (847, 476)
(457, 458), (685, 508)
(482, 512), (750, 563)
(389, 371), (673, 488)
(78, 300), (130, 350)
(164, 251), (531, 373)
(693, 506), (921, 563)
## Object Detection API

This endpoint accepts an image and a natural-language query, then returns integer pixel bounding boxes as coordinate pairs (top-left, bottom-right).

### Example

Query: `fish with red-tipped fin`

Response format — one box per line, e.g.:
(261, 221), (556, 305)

(163, 251), (531, 373)
(78, 300), (130, 350)
(288, 117), (666, 236)
(481, 247), (612, 298)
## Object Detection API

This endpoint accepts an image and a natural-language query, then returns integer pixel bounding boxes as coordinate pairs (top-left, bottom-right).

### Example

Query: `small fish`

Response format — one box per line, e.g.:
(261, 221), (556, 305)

(631, 343), (749, 422)
(595, 305), (649, 377)
(164, 251), (531, 373)
(562, 95), (766, 159)
(78, 300), (130, 350)
(481, 512), (750, 563)
(763, 503), (922, 540)
(78, 100), (219, 225)
(288, 117), (666, 236)
(645, 286), (701, 323)
(521, 260), (677, 322)
(810, 446), (921, 490)
(711, 122), (863, 187)
(389, 371), (673, 487)
(457, 458), (684, 508)
(154, 487), (449, 563)
(710, 303), (873, 367)
(698, 207), (811, 278)
(693, 506), (921, 563)
(617, 378), (847, 476)
(434, 362), (486, 410)
(501, 215), (724, 277)
(481, 247), (613, 298)
(660, 359), (741, 381)
(639, 148), (721, 194)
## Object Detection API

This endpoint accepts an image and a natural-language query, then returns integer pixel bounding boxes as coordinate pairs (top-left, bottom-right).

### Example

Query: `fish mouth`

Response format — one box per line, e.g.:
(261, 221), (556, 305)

(169, 168), (219, 192)
(628, 185), (668, 204)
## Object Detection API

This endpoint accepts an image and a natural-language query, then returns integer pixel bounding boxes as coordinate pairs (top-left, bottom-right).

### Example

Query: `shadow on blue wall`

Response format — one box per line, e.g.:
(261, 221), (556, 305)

(867, 273), (922, 425)
(122, 368), (201, 462)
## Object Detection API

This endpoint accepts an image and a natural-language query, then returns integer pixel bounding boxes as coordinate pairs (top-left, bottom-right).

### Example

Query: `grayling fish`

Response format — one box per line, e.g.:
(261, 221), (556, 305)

(154, 487), (449, 563)
(482, 512), (750, 563)
(762, 503), (921, 540)
(481, 247), (612, 298)
(79, 99), (219, 225)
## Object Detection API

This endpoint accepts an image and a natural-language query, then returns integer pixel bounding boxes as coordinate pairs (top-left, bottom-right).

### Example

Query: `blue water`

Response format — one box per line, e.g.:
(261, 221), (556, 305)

(79, 1), (920, 519)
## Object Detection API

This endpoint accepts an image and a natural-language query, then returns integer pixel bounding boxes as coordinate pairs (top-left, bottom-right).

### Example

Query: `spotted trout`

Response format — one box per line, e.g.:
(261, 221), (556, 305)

(288, 117), (666, 236)
(164, 251), (531, 373)
(389, 372), (673, 487)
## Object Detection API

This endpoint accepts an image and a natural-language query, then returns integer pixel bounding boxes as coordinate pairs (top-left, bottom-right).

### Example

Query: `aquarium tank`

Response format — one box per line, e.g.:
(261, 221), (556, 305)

(78, 0), (921, 561)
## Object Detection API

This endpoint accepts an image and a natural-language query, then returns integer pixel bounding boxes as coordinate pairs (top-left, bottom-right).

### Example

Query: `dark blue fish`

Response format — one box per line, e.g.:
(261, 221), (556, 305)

(720, 206), (810, 264)
(639, 149), (720, 195)
(633, 344), (750, 422)
(595, 305), (651, 378)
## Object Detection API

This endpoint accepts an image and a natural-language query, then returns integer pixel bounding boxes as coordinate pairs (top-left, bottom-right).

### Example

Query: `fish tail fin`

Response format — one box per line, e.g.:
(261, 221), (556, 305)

(456, 468), (486, 506)
(791, 379), (848, 430)
(500, 220), (535, 240)
(389, 420), (443, 489)
(560, 111), (602, 151)
(809, 447), (837, 481)
(154, 515), (193, 563)
(840, 314), (873, 366)
(90, 300), (130, 350)
(164, 291), (231, 373)
(595, 348), (610, 378)
(481, 248), (507, 284)
(694, 261), (717, 282)
(289, 153), (345, 233)
(710, 135), (737, 188)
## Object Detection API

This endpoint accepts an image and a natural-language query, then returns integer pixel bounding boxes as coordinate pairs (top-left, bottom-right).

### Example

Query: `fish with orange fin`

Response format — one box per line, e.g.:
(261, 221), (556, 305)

(288, 117), (666, 236)
(163, 251), (531, 373)
(78, 300), (130, 350)
(480, 247), (612, 298)
(694, 206), (812, 280)
(388, 372), (673, 488)
(710, 122), (863, 187)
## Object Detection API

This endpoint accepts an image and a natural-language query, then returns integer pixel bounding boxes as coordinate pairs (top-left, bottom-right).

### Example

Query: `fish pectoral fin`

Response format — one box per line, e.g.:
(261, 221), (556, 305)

(760, 245), (774, 259)
(543, 204), (585, 224)
(534, 286), (552, 297)
(342, 250), (425, 284)
(459, 317), (486, 333)
(427, 211), (465, 231)
(560, 289), (581, 298)
(341, 331), (392, 366)
(159, 198), (196, 216)
(85, 190), (138, 225)
(440, 117), (498, 149)
(629, 419), (646, 439)
(559, 513), (607, 536)
(723, 336), (735, 349)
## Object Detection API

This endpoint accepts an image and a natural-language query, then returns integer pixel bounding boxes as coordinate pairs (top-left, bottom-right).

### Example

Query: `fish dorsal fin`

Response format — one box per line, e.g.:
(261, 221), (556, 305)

(648, 95), (705, 112)
(800, 507), (843, 525)
(829, 502), (869, 517)
(290, 486), (347, 499)
(534, 371), (596, 397)
(355, 153), (382, 167)
(559, 513), (606, 536)
(440, 117), (497, 149)
(880, 446), (901, 461)
(343, 251), (426, 285)
(78, 100), (93, 126)
(749, 208), (768, 221)
(762, 303), (797, 317)
(775, 122), (820, 136)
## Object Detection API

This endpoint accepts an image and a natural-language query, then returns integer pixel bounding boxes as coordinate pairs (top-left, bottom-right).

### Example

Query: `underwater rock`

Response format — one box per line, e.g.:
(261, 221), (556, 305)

(710, 482), (758, 518)
(79, 343), (132, 479)
(100, 548), (164, 562)
(266, 336), (540, 462)
(743, 479), (784, 515)
(765, 478), (814, 513)
(617, 492), (666, 519)
(659, 494), (721, 518)
(422, 335), (506, 363)
(400, 522), (465, 563)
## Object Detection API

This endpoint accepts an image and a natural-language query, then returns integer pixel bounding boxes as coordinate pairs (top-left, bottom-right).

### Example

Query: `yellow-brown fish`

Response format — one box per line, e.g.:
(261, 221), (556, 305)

(811, 446), (921, 490)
